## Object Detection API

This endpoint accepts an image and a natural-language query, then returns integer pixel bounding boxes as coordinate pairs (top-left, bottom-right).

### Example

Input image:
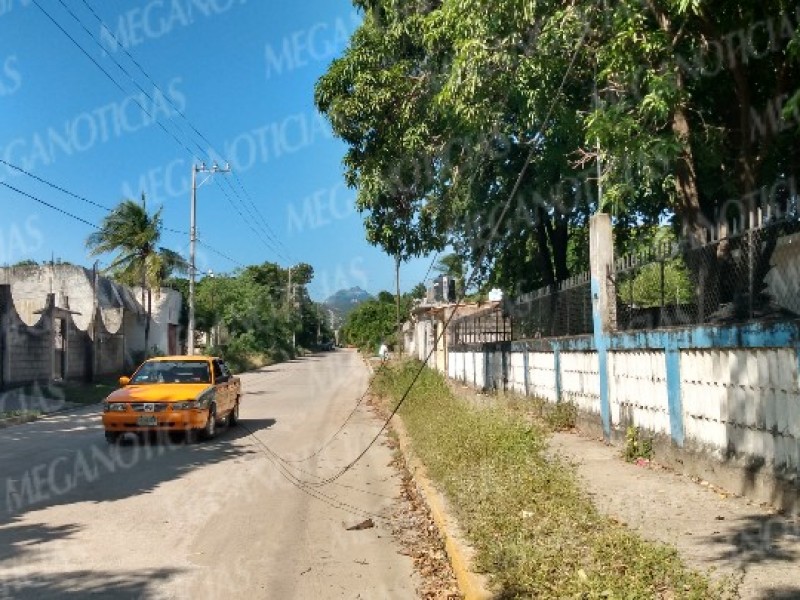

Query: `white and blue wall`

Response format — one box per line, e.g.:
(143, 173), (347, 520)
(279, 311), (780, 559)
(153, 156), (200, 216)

(447, 320), (800, 512)
(441, 214), (800, 511)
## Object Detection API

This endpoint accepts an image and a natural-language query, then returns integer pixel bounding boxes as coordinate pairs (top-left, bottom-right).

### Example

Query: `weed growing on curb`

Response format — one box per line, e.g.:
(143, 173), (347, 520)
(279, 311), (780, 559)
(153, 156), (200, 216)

(624, 426), (654, 463)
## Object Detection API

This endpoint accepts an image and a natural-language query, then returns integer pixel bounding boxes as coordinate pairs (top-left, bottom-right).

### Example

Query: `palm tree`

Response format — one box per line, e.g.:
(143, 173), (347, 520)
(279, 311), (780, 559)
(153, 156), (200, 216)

(86, 200), (187, 354)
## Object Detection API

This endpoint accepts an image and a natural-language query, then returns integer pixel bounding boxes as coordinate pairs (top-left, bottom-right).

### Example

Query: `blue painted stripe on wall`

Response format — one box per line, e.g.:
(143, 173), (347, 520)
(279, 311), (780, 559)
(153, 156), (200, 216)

(554, 344), (562, 402)
(523, 347), (530, 396)
(591, 276), (612, 439)
(664, 342), (685, 446)
(504, 320), (800, 354)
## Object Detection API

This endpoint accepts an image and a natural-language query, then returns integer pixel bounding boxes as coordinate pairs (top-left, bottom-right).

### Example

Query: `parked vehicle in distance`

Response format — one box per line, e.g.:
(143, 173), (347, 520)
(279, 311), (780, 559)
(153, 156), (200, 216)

(102, 356), (241, 443)
(320, 341), (335, 351)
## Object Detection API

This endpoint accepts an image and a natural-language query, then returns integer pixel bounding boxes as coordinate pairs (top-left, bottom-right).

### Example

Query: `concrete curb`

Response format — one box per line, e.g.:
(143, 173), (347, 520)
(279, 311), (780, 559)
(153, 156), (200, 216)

(365, 355), (492, 598)
(390, 415), (494, 600)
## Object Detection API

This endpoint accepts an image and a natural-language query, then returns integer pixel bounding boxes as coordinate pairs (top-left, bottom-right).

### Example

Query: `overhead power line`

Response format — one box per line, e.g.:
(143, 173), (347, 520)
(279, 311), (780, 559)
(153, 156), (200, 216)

(1, 156), (189, 235)
(74, 0), (298, 265)
(1, 161), (250, 267)
(0, 158), (112, 212)
(32, 0), (290, 266)
(1, 181), (99, 229)
(31, 0), (198, 159)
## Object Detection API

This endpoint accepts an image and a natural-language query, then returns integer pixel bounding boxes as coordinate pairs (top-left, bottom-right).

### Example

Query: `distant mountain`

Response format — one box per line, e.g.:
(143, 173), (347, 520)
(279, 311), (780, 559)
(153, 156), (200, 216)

(324, 287), (373, 325)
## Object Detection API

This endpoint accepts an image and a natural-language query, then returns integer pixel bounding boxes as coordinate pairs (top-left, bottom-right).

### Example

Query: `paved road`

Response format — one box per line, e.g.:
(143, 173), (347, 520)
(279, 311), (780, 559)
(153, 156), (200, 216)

(0, 349), (417, 599)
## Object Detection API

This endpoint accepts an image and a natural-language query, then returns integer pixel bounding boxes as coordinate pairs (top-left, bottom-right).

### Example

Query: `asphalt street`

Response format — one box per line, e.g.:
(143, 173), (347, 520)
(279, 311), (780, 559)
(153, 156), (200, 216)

(0, 349), (417, 599)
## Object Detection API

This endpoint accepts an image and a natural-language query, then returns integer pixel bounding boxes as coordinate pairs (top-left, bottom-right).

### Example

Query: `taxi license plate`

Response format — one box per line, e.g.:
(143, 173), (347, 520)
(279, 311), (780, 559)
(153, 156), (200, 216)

(137, 416), (158, 427)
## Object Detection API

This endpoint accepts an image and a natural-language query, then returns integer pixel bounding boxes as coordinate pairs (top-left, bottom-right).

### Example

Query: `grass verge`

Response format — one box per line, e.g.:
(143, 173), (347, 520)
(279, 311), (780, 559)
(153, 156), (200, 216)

(1, 379), (117, 408)
(374, 360), (730, 599)
(0, 409), (41, 420)
(57, 380), (118, 405)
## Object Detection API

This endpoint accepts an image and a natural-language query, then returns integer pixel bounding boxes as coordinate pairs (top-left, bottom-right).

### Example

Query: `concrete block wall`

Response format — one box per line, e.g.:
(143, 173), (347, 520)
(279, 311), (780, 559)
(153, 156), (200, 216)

(446, 321), (800, 512)
(681, 347), (800, 472)
(448, 351), (462, 381)
(1, 285), (126, 387)
(5, 321), (51, 386)
(464, 351), (476, 387)
(509, 352), (526, 395)
(609, 350), (670, 435)
(560, 351), (601, 415)
(65, 320), (89, 380)
(528, 351), (558, 402)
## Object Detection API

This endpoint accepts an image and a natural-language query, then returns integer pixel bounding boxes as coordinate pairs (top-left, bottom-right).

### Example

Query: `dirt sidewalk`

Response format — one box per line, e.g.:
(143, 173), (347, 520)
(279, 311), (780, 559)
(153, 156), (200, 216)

(548, 431), (800, 599)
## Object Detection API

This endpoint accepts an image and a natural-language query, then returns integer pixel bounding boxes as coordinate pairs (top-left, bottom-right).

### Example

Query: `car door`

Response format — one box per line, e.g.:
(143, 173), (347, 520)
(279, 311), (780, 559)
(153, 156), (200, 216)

(219, 361), (237, 401)
(212, 359), (232, 415)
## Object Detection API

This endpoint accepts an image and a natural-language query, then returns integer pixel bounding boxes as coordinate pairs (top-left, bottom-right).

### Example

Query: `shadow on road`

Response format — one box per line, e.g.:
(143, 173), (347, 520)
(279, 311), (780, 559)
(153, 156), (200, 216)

(0, 416), (277, 597)
(0, 518), (183, 599)
(759, 589), (800, 600)
(701, 513), (800, 566)
(1, 415), (276, 521)
(1, 565), (183, 599)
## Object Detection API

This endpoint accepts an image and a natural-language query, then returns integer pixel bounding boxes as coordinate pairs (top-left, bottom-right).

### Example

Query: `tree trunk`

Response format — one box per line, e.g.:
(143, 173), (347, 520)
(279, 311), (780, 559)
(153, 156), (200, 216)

(672, 103), (705, 241)
(548, 212), (570, 283)
(535, 207), (556, 288)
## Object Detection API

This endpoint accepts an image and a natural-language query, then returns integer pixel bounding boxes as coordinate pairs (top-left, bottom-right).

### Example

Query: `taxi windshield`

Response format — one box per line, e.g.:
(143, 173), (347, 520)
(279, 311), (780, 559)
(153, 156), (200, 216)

(129, 361), (211, 384)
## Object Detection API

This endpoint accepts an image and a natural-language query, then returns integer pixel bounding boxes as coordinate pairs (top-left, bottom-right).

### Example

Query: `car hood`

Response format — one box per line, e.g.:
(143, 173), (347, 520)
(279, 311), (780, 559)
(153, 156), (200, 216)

(106, 384), (213, 403)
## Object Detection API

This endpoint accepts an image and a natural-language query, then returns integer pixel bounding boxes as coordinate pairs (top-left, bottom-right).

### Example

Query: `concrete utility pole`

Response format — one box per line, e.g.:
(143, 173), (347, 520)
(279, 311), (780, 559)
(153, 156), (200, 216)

(287, 267), (296, 351)
(188, 162), (230, 356)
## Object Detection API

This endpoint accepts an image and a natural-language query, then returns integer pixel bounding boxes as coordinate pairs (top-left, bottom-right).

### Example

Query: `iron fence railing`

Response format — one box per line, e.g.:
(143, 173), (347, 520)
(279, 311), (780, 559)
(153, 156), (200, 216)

(450, 305), (513, 345)
(448, 213), (800, 344)
(614, 217), (800, 330)
(508, 272), (593, 339)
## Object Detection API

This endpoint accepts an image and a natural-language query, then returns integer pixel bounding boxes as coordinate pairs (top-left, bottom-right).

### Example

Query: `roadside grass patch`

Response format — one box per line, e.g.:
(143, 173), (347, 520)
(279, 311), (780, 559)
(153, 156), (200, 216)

(374, 360), (726, 599)
(1, 379), (117, 408)
(58, 380), (117, 405)
(0, 409), (41, 420)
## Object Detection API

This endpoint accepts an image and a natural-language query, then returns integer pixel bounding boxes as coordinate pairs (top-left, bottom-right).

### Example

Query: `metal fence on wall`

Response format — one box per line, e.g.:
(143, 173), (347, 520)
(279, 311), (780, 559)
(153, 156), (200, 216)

(450, 305), (513, 345)
(507, 272), (594, 339)
(614, 216), (800, 330)
(448, 210), (800, 344)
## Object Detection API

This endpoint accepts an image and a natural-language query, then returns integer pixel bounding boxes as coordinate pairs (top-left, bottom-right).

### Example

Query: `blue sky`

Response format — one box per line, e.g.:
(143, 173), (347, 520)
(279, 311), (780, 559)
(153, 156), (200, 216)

(0, 0), (436, 300)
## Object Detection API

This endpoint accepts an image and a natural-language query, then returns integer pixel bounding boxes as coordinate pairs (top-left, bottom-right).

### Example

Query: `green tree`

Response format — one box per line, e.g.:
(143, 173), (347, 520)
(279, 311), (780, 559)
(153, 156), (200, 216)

(86, 200), (186, 354)
(319, 0), (800, 303)
(341, 289), (417, 351)
(410, 282), (427, 299)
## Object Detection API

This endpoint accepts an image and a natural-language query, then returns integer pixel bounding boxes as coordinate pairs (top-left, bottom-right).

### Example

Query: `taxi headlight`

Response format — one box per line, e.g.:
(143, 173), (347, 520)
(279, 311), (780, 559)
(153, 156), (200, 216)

(171, 400), (199, 410)
(104, 403), (127, 412)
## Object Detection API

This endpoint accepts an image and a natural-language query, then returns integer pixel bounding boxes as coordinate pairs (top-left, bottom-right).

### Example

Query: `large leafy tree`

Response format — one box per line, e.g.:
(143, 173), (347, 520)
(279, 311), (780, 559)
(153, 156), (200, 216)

(319, 0), (800, 302)
(86, 200), (186, 354)
(316, 1), (605, 294)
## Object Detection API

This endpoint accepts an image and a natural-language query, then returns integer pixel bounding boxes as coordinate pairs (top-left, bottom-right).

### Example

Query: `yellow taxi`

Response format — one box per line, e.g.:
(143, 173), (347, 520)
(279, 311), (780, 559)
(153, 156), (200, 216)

(102, 356), (241, 443)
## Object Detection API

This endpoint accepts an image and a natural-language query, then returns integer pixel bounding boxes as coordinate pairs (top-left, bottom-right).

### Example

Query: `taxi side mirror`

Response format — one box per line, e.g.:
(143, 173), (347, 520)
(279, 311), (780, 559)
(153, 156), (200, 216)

(119, 376), (131, 387)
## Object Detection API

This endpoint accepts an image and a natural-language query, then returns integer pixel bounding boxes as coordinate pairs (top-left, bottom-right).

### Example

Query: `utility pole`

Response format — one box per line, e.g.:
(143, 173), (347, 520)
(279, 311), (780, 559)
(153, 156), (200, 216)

(188, 162), (230, 356)
(287, 267), (295, 352)
(395, 254), (401, 356)
(208, 269), (215, 348)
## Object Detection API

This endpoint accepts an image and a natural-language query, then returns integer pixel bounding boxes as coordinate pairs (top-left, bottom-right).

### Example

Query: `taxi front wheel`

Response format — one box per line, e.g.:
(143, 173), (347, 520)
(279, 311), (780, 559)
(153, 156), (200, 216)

(199, 405), (217, 441)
